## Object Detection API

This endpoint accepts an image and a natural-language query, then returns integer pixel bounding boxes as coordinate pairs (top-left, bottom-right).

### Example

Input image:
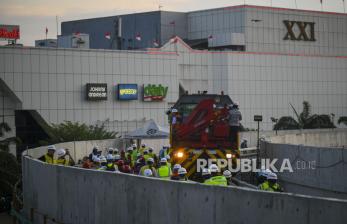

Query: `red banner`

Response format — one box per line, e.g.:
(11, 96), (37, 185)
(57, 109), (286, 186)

(0, 25), (20, 40)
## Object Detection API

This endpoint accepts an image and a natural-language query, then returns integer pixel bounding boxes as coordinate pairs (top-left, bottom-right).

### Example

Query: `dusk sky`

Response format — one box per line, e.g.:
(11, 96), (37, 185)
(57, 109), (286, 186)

(1, 0), (346, 46)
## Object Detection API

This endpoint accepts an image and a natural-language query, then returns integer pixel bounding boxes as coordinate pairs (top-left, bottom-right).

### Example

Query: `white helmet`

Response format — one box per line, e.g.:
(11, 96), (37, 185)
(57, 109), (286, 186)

(99, 156), (107, 163)
(143, 150), (149, 154)
(178, 167), (187, 175)
(173, 164), (182, 170)
(141, 143), (146, 147)
(127, 147), (133, 152)
(56, 148), (66, 157)
(165, 155), (171, 160)
(93, 157), (101, 163)
(108, 147), (114, 151)
(266, 171), (278, 180)
(144, 169), (153, 177)
(114, 154), (121, 160)
(113, 148), (119, 153)
(147, 158), (154, 164)
(202, 168), (211, 176)
(171, 108), (178, 113)
(94, 145), (99, 150)
(160, 158), (167, 163)
(47, 145), (56, 151)
(106, 154), (114, 161)
(132, 143), (137, 148)
(223, 170), (232, 178)
(148, 147), (154, 152)
(209, 164), (219, 173)
(233, 101), (239, 107)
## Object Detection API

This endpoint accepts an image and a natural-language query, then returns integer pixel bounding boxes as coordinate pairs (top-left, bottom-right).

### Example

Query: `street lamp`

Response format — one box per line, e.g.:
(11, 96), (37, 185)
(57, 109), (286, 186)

(254, 115), (263, 168)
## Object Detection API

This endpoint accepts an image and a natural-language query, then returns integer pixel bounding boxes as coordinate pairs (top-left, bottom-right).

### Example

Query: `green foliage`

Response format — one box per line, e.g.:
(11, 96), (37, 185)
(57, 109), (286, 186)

(338, 116), (347, 126)
(39, 120), (117, 145)
(273, 102), (335, 130)
(0, 122), (20, 152)
(0, 151), (21, 197)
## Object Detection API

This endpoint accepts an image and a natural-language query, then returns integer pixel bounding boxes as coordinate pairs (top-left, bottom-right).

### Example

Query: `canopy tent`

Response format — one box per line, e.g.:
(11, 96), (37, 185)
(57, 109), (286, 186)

(124, 119), (169, 139)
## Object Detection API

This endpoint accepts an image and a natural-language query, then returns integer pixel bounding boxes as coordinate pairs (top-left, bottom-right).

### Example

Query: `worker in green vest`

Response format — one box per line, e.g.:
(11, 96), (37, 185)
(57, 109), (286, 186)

(258, 170), (283, 192)
(143, 150), (151, 162)
(157, 158), (171, 179)
(38, 145), (56, 164)
(139, 158), (158, 177)
(203, 164), (227, 186)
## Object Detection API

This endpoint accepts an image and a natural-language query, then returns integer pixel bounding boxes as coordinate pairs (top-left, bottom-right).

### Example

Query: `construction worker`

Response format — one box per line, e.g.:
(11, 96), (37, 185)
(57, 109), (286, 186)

(131, 145), (139, 164)
(258, 171), (283, 192)
(201, 168), (211, 183)
(134, 157), (145, 174)
(177, 167), (188, 181)
(54, 148), (74, 166)
(139, 143), (148, 154)
(117, 160), (125, 172)
(126, 147), (134, 167)
(114, 154), (121, 163)
(97, 156), (108, 170)
(223, 170), (235, 186)
(143, 150), (151, 162)
(89, 146), (101, 161)
(106, 148), (114, 159)
(82, 156), (93, 169)
(139, 158), (158, 177)
(159, 146), (168, 160)
(203, 164), (227, 186)
(122, 165), (132, 174)
(157, 158), (171, 179)
(113, 148), (119, 155)
(166, 155), (172, 169)
(240, 139), (248, 149)
(170, 164), (182, 180)
(228, 102), (242, 143)
(38, 145), (56, 164)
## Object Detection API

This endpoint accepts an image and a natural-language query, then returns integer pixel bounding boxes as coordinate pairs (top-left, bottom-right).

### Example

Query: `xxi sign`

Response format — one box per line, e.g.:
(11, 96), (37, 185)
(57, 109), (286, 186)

(283, 20), (316, 42)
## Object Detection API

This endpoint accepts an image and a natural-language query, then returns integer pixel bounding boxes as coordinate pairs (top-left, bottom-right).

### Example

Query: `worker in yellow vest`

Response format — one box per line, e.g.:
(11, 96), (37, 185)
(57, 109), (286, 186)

(54, 148), (75, 166)
(157, 158), (171, 179)
(143, 150), (151, 162)
(38, 145), (56, 164)
(203, 164), (227, 186)
(258, 170), (283, 192)
(139, 158), (158, 177)
(139, 143), (148, 155)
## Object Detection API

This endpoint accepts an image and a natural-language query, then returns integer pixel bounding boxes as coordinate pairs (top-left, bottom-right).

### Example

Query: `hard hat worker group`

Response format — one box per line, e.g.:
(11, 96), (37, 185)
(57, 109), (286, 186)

(38, 143), (282, 192)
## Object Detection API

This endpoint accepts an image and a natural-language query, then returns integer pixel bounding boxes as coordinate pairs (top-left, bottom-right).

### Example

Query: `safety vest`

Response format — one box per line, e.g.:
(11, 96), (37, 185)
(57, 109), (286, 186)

(143, 154), (151, 162)
(139, 165), (157, 176)
(44, 154), (54, 164)
(157, 165), (171, 179)
(139, 147), (148, 154)
(204, 176), (228, 186)
(259, 181), (281, 192)
(54, 158), (69, 166)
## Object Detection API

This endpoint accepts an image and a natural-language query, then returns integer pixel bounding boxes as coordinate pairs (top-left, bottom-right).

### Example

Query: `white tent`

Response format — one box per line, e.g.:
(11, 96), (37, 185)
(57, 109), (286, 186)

(124, 119), (169, 139)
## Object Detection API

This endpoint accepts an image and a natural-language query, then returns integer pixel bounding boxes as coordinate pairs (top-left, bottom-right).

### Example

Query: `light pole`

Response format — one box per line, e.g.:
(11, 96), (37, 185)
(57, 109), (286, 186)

(254, 115), (263, 168)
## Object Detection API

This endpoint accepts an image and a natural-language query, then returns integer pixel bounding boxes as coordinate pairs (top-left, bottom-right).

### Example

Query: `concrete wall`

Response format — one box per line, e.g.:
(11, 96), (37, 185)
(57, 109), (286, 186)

(260, 129), (347, 199)
(22, 154), (347, 224)
(25, 139), (129, 161)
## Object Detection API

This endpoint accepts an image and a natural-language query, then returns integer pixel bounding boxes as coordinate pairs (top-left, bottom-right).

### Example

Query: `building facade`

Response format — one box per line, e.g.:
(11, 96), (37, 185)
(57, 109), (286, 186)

(1, 5), (347, 152)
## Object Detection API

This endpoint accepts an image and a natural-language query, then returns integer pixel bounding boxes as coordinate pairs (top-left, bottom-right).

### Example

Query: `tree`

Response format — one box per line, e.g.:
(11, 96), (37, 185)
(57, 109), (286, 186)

(39, 120), (118, 145)
(338, 116), (347, 126)
(0, 122), (19, 152)
(273, 101), (335, 130)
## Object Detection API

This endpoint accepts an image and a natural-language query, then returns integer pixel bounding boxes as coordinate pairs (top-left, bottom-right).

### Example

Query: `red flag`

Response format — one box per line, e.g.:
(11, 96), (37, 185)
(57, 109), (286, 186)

(169, 21), (176, 26)
(74, 32), (80, 36)
(45, 27), (48, 35)
(105, 32), (111, 39)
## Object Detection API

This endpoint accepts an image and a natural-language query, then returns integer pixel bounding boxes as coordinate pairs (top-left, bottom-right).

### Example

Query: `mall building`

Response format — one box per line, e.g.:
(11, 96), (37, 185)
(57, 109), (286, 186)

(1, 5), (346, 152)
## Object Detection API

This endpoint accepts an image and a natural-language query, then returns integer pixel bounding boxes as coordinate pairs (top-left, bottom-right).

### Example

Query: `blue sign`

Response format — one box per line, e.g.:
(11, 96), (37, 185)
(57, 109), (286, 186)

(118, 84), (138, 100)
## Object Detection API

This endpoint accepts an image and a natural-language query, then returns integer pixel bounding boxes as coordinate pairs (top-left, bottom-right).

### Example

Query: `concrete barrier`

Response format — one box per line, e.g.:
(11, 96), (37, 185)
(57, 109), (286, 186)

(261, 129), (347, 199)
(22, 144), (347, 224)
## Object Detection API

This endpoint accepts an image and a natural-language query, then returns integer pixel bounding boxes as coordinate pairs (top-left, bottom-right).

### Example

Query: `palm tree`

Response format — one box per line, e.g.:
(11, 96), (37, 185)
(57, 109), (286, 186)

(273, 101), (335, 130)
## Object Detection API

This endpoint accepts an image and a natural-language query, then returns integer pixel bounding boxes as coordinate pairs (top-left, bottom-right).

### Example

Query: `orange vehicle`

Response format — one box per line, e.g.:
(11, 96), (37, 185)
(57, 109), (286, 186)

(167, 93), (240, 180)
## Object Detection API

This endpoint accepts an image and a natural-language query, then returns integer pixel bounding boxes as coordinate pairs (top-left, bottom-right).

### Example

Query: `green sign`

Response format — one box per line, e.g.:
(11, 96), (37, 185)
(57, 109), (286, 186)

(143, 84), (168, 101)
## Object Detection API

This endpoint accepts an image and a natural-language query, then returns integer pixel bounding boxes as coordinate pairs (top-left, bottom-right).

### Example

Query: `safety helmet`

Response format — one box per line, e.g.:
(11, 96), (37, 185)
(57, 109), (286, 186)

(56, 148), (66, 157)
(149, 147), (153, 152)
(132, 143), (137, 148)
(233, 101), (239, 107)
(171, 108), (178, 113)
(108, 147), (114, 152)
(47, 145), (56, 151)
(113, 148), (119, 153)
(209, 164), (219, 173)
(93, 157), (101, 163)
(144, 169), (153, 177)
(165, 155), (171, 160)
(147, 158), (154, 164)
(178, 167), (187, 175)
(94, 146), (99, 150)
(266, 171), (278, 180)
(223, 170), (232, 178)
(141, 143), (146, 147)
(202, 168), (211, 176)
(143, 150), (149, 154)
(173, 164), (181, 170)
(127, 147), (133, 152)
(160, 158), (167, 163)
(99, 156), (107, 163)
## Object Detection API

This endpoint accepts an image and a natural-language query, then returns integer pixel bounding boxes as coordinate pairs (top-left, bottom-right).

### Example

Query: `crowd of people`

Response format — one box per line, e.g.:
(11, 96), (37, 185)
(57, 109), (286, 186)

(38, 143), (282, 191)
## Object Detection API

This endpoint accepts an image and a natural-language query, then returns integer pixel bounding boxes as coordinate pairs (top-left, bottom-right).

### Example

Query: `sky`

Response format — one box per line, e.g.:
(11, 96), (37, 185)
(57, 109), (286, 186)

(1, 0), (346, 46)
